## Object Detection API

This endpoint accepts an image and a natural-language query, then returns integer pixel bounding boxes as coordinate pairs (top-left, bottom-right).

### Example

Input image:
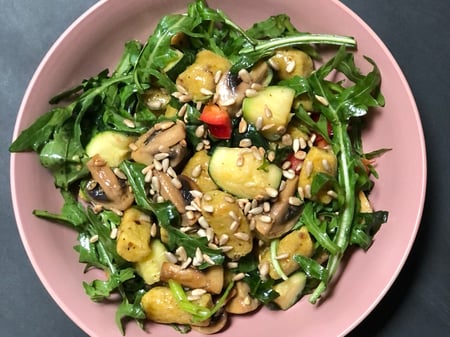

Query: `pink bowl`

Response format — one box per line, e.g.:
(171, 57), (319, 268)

(11, 0), (426, 336)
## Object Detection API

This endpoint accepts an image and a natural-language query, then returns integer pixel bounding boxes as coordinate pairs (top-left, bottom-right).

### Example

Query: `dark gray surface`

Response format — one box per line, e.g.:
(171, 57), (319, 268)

(1, 0), (449, 336)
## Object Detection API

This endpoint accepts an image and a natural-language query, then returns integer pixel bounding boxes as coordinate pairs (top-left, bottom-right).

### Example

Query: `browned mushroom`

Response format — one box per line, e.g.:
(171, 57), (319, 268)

(86, 154), (134, 211)
(191, 312), (228, 334)
(249, 61), (272, 84)
(131, 120), (186, 166)
(255, 176), (302, 241)
(154, 171), (187, 213)
(178, 175), (203, 226)
(178, 174), (200, 206)
(159, 262), (224, 295)
(167, 142), (190, 170)
(225, 281), (260, 314)
(143, 88), (171, 111)
(154, 172), (204, 224)
(215, 61), (271, 116)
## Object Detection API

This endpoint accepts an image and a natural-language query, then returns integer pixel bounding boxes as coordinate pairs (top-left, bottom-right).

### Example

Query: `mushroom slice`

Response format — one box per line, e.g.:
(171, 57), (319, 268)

(249, 60), (271, 84)
(178, 174), (200, 206)
(159, 262), (224, 295)
(143, 88), (171, 111)
(154, 173), (202, 218)
(215, 72), (241, 108)
(255, 176), (302, 241)
(192, 312), (228, 334)
(154, 171), (187, 214)
(178, 174), (203, 226)
(167, 142), (190, 170)
(225, 281), (260, 314)
(131, 120), (186, 166)
(86, 154), (134, 211)
(215, 62), (271, 116)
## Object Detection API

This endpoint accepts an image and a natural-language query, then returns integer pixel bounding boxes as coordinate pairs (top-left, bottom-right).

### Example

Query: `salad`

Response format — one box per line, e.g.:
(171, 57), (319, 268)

(10, 0), (389, 334)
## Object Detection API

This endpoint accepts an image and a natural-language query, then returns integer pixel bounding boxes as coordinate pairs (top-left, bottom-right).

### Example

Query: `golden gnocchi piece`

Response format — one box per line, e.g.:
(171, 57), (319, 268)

(269, 48), (314, 79)
(181, 150), (218, 193)
(176, 50), (231, 101)
(260, 226), (314, 280)
(141, 286), (212, 326)
(200, 190), (253, 260)
(298, 146), (338, 203)
(116, 208), (152, 262)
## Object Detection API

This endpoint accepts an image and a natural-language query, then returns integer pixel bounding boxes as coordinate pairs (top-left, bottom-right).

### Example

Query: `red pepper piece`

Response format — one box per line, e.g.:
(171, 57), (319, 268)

(287, 152), (304, 173)
(199, 104), (232, 139)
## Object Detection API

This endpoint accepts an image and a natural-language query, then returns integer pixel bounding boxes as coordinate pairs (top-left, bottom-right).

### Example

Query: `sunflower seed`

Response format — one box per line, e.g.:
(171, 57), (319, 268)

(285, 60), (296, 73)
(232, 272), (245, 281)
(123, 118), (135, 128)
(315, 94), (329, 106)
(234, 232), (250, 241)
(258, 215), (272, 224)
(288, 196), (303, 206)
(200, 88), (214, 96)
(238, 68), (252, 83)
(238, 118), (248, 133)
(245, 88), (258, 97)
(165, 252), (178, 263)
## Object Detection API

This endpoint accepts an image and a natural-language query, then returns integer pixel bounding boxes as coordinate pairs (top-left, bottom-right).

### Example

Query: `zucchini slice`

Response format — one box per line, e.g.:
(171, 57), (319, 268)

(242, 86), (295, 141)
(135, 239), (168, 285)
(85, 131), (135, 167)
(208, 147), (282, 199)
(272, 271), (307, 310)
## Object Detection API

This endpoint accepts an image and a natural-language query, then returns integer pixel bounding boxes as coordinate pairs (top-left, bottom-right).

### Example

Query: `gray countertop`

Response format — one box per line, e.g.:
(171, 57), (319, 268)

(1, 0), (449, 336)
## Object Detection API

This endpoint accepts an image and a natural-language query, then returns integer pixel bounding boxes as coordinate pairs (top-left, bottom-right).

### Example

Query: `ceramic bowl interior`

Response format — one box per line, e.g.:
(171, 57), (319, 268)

(11, 0), (426, 336)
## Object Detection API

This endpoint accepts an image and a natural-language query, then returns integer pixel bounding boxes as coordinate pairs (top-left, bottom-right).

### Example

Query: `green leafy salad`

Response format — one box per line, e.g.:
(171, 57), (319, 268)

(10, 0), (389, 334)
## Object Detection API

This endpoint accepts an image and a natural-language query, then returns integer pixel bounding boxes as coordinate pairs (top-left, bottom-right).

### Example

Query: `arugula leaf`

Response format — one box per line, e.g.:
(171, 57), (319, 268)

(134, 14), (198, 87)
(163, 228), (225, 268)
(231, 33), (355, 72)
(244, 271), (279, 304)
(33, 190), (88, 229)
(246, 14), (300, 39)
(169, 279), (234, 323)
(244, 14), (321, 60)
(84, 267), (136, 301)
(119, 161), (180, 225)
(300, 203), (340, 255)
(115, 290), (146, 335)
(34, 189), (140, 324)
(40, 122), (89, 189)
(294, 255), (329, 282)
(279, 75), (311, 96)
(230, 119), (270, 149)
(76, 232), (106, 270)
(363, 148), (392, 160)
(230, 253), (279, 304)
(9, 106), (73, 152)
(350, 211), (388, 250)
(294, 104), (332, 144)
(270, 239), (289, 281)
(310, 172), (337, 198)
(113, 40), (142, 77)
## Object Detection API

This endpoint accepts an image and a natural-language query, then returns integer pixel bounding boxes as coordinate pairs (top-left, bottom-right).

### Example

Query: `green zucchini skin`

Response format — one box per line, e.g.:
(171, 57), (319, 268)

(85, 131), (135, 167)
(242, 86), (295, 141)
(208, 146), (282, 200)
(272, 272), (307, 310)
